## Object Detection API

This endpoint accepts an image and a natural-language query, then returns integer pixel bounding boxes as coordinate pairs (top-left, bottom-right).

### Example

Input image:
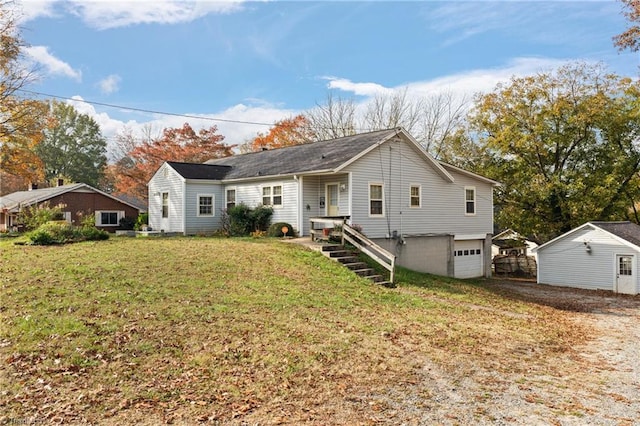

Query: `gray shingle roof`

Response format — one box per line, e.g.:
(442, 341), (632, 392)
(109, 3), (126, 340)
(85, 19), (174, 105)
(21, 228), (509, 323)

(0, 183), (85, 211)
(204, 128), (400, 179)
(591, 221), (640, 248)
(167, 161), (231, 180)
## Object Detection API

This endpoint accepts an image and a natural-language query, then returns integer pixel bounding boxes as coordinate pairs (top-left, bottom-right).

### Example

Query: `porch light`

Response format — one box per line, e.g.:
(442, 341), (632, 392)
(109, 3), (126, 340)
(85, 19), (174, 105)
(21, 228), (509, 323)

(340, 183), (347, 192)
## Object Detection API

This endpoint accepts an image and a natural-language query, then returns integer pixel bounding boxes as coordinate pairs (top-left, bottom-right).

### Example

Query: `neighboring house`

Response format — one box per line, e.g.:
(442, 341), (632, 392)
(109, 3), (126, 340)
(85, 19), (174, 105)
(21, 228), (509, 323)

(534, 221), (640, 295)
(148, 128), (498, 278)
(0, 182), (141, 232)
(492, 229), (539, 257)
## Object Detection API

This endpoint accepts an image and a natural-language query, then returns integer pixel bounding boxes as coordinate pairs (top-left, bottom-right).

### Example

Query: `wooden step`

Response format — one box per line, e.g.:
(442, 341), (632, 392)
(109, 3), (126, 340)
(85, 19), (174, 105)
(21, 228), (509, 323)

(327, 250), (354, 258)
(333, 256), (360, 264)
(343, 262), (369, 270)
(353, 268), (376, 277)
(321, 244), (344, 252)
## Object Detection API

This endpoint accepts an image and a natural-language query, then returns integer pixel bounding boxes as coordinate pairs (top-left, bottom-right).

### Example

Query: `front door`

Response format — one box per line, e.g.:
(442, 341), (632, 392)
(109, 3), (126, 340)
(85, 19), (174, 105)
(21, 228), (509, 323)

(326, 184), (339, 216)
(616, 254), (636, 294)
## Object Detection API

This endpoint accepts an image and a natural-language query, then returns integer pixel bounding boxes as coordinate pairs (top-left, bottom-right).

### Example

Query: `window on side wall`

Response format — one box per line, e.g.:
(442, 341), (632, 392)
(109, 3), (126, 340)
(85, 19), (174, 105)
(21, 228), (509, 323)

(465, 187), (476, 215)
(410, 185), (421, 208)
(162, 192), (169, 218)
(262, 185), (283, 207)
(96, 211), (122, 226)
(226, 189), (236, 209)
(369, 183), (384, 216)
(197, 194), (214, 217)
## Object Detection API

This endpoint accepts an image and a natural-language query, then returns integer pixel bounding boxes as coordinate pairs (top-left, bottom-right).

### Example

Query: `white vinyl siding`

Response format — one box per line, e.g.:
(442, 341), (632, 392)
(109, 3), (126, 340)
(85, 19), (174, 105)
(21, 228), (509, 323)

(345, 138), (493, 239)
(537, 226), (640, 293)
(229, 178), (298, 231)
(184, 183), (224, 235)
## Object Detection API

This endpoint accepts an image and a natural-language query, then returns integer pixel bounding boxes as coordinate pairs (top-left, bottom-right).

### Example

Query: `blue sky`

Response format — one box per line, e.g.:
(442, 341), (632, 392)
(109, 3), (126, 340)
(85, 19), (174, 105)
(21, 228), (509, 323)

(18, 1), (639, 156)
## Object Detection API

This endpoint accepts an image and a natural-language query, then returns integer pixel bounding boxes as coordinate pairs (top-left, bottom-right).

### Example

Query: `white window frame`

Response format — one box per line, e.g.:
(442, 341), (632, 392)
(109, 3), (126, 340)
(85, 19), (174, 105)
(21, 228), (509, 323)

(226, 188), (236, 210)
(63, 212), (72, 224)
(410, 185), (421, 208)
(161, 192), (169, 218)
(369, 182), (385, 217)
(464, 186), (476, 216)
(197, 194), (215, 217)
(262, 184), (283, 208)
(95, 210), (123, 227)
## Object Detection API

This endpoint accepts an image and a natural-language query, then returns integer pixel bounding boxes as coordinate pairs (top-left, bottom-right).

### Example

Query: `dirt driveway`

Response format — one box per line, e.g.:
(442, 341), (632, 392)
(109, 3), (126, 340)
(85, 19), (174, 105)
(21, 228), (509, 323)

(382, 280), (640, 425)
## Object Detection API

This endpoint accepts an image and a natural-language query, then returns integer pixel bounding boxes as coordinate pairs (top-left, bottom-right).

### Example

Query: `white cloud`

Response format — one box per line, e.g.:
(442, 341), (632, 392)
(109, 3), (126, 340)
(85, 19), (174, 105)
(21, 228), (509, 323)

(325, 57), (571, 101)
(17, 0), (59, 22)
(66, 0), (246, 30)
(98, 74), (122, 95)
(24, 46), (82, 81)
(322, 77), (391, 97)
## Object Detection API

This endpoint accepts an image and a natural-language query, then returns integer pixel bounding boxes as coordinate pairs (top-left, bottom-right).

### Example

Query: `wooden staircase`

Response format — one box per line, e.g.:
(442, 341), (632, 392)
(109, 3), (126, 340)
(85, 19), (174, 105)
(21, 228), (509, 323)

(321, 244), (395, 288)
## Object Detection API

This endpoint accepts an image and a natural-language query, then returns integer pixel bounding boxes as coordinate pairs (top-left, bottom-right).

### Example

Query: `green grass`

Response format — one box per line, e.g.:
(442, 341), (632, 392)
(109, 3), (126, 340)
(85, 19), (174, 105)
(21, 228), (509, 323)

(0, 236), (587, 424)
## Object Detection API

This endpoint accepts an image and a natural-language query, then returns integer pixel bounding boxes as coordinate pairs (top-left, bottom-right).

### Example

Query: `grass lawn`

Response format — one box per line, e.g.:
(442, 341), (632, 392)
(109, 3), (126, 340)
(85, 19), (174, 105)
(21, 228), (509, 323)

(0, 236), (587, 424)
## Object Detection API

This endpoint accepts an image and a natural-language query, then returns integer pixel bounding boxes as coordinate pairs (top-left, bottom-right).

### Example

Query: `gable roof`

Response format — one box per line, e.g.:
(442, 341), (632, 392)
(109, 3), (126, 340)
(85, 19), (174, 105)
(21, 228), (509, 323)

(535, 221), (640, 252)
(167, 161), (231, 180)
(163, 127), (497, 185)
(0, 183), (141, 213)
(204, 128), (402, 179)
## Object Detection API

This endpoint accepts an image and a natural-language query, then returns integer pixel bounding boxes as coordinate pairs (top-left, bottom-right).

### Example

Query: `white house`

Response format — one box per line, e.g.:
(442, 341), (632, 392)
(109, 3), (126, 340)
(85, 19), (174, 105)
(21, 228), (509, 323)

(492, 229), (539, 258)
(534, 221), (640, 295)
(147, 128), (498, 278)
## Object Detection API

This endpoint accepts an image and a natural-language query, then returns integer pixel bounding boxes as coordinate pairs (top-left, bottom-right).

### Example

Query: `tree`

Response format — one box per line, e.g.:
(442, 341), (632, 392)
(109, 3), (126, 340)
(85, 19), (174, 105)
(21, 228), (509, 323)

(303, 90), (468, 157)
(0, 3), (48, 188)
(454, 62), (640, 242)
(37, 101), (108, 187)
(613, 0), (640, 52)
(110, 123), (233, 201)
(240, 115), (314, 153)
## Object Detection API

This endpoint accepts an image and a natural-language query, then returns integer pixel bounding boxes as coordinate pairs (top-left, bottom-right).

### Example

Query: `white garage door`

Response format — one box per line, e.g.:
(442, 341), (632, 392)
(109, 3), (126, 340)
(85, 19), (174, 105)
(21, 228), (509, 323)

(454, 240), (483, 279)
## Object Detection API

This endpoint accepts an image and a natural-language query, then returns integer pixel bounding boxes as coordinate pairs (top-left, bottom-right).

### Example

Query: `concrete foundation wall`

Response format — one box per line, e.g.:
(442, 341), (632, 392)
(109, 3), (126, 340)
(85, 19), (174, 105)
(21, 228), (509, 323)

(373, 235), (454, 277)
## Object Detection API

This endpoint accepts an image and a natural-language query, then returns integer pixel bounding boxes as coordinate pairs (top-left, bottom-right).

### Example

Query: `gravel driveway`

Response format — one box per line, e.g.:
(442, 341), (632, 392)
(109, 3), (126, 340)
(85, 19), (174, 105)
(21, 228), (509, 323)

(382, 280), (640, 425)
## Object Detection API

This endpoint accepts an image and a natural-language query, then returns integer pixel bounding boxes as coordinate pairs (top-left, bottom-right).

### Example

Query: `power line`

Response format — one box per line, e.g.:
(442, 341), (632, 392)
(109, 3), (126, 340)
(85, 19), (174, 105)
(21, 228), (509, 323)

(17, 89), (276, 127)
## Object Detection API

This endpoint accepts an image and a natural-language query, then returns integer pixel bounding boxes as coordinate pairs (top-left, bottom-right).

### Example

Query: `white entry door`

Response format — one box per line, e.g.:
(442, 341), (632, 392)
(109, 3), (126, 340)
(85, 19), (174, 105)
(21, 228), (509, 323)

(616, 255), (636, 294)
(326, 184), (339, 216)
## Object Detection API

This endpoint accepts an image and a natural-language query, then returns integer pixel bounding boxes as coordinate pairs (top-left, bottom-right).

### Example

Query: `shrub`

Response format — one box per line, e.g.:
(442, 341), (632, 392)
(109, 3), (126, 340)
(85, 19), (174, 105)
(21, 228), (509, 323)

(119, 216), (135, 230)
(28, 229), (55, 245)
(224, 204), (273, 236)
(27, 222), (76, 245)
(80, 226), (109, 241)
(267, 222), (297, 238)
(18, 202), (66, 231)
(134, 213), (148, 231)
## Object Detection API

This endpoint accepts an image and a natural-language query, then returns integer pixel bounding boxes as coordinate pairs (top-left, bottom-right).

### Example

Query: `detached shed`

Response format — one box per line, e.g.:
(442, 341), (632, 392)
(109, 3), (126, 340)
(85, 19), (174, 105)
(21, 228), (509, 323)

(534, 221), (640, 295)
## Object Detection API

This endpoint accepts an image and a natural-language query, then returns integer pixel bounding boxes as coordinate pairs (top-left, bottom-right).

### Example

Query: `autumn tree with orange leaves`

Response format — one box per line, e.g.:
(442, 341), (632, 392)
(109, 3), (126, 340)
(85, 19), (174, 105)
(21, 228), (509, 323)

(0, 3), (48, 193)
(108, 123), (234, 201)
(241, 115), (315, 153)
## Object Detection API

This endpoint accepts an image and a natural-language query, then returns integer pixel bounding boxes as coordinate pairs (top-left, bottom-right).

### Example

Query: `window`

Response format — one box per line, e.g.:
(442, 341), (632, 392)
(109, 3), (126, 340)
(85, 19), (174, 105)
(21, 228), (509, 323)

(410, 185), (421, 207)
(162, 192), (169, 218)
(226, 189), (236, 209)
(369, 183), (384, 216)
(262, 185), (283, 207)
(96, 211), (123, 226)
(465, 187), (476, 215)
(619, 256), (633, 276)
(197, 194), (214, 217)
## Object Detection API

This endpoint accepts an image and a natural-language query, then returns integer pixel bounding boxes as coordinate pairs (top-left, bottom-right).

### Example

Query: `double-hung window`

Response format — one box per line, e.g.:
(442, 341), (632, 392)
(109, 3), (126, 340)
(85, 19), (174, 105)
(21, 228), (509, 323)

(369, 183), (384, 216)
(226, 189), (236, 209)
(197, 194), (214, 217)
(465, 187), (476, 215)
(410, 185), (421, 208)
(262, 185), (283, 207)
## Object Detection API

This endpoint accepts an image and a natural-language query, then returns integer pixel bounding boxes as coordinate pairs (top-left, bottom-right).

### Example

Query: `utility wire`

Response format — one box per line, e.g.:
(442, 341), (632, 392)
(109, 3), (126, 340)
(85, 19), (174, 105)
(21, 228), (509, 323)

(17, 89), (276, 127)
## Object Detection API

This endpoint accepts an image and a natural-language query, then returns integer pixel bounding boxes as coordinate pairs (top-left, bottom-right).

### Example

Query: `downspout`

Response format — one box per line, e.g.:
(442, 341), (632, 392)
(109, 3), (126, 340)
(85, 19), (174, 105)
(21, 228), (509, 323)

(182, 179), (187, 235)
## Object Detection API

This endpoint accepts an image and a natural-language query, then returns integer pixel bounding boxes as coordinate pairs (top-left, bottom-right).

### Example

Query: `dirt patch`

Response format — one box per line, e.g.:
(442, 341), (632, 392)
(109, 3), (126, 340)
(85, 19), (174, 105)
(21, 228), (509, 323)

(376, 280), (640, 425)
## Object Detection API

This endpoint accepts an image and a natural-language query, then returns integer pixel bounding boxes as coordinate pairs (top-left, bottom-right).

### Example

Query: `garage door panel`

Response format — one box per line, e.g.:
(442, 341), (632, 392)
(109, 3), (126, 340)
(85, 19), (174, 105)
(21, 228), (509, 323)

(454, 240), (483, 279)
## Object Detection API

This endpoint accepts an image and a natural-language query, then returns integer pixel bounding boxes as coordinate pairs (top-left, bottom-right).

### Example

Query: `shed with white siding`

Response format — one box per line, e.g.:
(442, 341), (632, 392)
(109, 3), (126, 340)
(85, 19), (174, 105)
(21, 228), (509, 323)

(147, 127), (498, 278)
(534, 221), (640, 295)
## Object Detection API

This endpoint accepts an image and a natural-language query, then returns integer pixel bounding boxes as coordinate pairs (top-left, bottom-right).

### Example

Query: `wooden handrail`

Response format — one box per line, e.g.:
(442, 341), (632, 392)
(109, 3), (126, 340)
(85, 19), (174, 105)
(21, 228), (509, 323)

(341, 223), (396, 283)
